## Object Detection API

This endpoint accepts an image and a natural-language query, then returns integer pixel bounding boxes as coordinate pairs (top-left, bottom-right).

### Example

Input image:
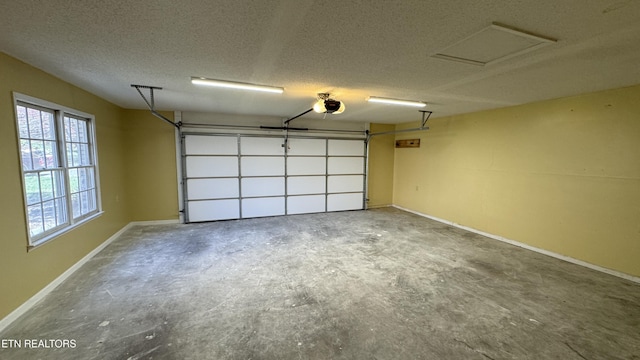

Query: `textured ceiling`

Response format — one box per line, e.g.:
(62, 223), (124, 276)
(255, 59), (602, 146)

(1, 0), (640, 124)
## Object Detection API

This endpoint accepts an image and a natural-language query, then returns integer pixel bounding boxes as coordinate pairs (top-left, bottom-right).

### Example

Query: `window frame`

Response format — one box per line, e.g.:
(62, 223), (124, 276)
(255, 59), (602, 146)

(13, 92), (103, 249)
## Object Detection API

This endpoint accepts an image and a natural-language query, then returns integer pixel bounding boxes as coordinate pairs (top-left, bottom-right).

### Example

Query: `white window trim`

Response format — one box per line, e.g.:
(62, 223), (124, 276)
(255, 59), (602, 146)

(13, 92), (103, 249)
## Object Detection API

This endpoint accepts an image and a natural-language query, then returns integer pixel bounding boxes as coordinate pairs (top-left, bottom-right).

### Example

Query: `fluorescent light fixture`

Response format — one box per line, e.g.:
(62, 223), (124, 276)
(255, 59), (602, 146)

(367, 96), (426, 107)
(191, 77), (284, 94)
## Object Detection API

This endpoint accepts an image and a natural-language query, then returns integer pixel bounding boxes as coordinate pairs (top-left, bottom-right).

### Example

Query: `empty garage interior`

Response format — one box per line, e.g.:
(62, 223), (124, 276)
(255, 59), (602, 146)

(1, 1), (639, 359)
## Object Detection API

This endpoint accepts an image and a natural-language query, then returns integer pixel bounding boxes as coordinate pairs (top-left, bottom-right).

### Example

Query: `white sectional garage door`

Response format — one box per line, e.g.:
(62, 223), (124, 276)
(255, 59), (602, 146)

(182, 134), (366, 222)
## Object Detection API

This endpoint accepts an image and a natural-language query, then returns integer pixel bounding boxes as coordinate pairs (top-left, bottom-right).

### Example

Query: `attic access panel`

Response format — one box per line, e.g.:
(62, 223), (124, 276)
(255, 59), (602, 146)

(432, 23), (557, 66)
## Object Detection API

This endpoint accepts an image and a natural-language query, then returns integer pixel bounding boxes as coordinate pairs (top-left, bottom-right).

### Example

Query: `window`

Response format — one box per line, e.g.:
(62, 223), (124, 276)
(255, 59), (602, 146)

(14, 93), (101, 247)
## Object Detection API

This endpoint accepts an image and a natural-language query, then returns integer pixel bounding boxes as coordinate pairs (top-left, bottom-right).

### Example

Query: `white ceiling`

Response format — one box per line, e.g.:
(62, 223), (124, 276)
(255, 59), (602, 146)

(2, 0), (640, 124)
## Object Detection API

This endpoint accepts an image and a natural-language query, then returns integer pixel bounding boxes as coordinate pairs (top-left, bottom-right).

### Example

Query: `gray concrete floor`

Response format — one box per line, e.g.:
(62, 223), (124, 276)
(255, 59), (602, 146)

(1, 208), (639, 359)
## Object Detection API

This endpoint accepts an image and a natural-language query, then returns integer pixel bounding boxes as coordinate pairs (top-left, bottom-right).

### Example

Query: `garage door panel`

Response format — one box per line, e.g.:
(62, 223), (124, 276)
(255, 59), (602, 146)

(185, 135), (237, 155)
(241, 157), (284, 176)
(328, 175), (364, 193)
(242, 177), (284, 197)
(328, 157), (364, 174)
(188, 199), (240, 221)
(241, 137), (284, 155)
(242, 197), (285, 218)
(287, 157), (326, 175)
(186, 156), (238, 177)
(183, 134), (366, 222)
(328, 139), (364, 156)
(287, 176), (325, 195)
(327, 193), (363, 211)
(288, 195), (325, 214)
(287, 138), (325, 156)
(187, 178), (239, 199)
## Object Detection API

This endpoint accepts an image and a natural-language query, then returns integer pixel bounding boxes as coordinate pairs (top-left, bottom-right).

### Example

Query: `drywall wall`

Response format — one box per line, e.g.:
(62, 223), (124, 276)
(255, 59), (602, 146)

(393, 84), (640, 277)
(123, 110), (179, 221)
(367, 123), (395, 208)
(0, 53), (130, 319)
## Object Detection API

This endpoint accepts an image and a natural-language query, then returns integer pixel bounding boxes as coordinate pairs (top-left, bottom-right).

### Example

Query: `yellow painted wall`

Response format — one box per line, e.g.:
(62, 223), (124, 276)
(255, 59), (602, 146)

(367, 123), (395, 208)
(0, 53), (131, 319)
(393, 85), (640, 277)
(2, 46), (638, 324)
(123, 110), (179, 221)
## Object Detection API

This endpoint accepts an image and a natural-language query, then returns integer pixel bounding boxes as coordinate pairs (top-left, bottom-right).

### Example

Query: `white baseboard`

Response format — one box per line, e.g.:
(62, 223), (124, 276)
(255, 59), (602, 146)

(0, 219), (179, 333)
(129, 219), (180, 226)
(392, 205), (640, 284)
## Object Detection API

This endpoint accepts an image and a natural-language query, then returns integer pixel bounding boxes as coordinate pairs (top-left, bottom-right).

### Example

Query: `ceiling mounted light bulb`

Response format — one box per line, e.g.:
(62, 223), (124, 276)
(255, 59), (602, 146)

(367, 96), (426, 107)
(313, 99), (326, 113)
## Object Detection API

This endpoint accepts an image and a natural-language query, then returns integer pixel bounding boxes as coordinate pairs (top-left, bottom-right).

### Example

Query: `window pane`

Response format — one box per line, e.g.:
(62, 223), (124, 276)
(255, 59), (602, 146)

(80, 191), (89, 215)
(80, 144), (90, 165)
(53, 170), (66, 198)
(70, 118), (79, 142)
(24, 173), (41, 205)
(71, 143), (79, 167)
(28, 204), (44, 237)
(31, 140), (45, 170)
(39, 171), (54, 201)
(77, 120), (88, 142)
(43, 200), (56, 231)
(66, 143), (73, 167)
(78, 144), (85, 167)
(87, 168), (95, 189)
(41, 111), (56, 140)
(71, 193), (80, 218)
(68, 168), (79, 193)
(27, 108), (43, 139)
(44, 140), (58, 168)
(64, 117), (71, 141)
(55, 197), (68, 226)
(86, 168), (94, 190)
(78, 168), (87, 191)
(17, 106), (29, 138)
(21, 139), (33, 171)
(87, 189), (97, 212)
